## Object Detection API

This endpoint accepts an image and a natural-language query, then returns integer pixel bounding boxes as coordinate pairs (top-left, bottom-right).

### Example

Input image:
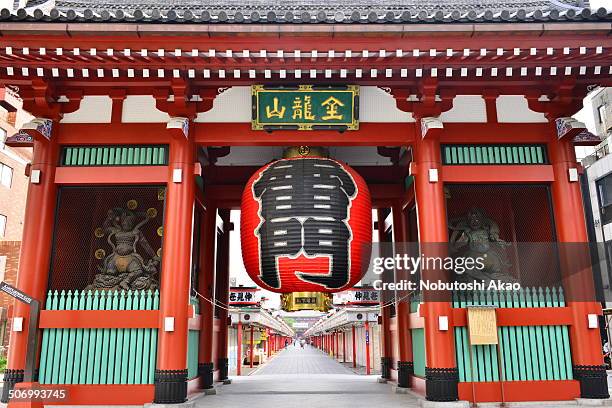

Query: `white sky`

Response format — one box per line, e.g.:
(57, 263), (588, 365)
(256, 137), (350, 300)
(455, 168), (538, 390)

(590, 0), (610, 11)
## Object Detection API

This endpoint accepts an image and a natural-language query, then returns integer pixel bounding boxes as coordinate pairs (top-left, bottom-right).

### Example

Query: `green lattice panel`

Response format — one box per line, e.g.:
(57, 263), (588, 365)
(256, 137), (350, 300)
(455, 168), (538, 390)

(61, 146), (168, 166)
(442, 145), (547, 165)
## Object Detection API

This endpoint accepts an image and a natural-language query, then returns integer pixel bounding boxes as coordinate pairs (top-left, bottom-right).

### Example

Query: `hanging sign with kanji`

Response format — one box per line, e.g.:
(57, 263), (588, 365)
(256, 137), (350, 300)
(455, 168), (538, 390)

(252, 85), (359, 131)
(229, 287), (260, 306)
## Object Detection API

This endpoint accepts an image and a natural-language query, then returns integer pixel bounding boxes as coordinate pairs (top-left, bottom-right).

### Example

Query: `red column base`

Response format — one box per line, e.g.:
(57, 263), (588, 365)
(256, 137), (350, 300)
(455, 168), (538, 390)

(7, 383), (44, 408)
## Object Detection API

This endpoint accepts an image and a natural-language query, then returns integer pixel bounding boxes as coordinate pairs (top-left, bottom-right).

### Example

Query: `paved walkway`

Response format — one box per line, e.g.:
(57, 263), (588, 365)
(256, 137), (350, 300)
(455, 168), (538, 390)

(193, 345), (419, 408)
(254, 343), (355, 375)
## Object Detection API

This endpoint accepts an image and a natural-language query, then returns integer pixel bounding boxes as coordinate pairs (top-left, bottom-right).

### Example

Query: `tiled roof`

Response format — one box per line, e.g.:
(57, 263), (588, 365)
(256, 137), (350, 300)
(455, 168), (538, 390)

(0, 0), (609, 24)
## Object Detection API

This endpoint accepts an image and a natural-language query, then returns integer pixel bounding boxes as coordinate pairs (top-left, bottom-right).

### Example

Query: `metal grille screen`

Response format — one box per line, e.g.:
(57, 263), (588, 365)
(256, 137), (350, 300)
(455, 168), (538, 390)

(49, 186), (166, 291)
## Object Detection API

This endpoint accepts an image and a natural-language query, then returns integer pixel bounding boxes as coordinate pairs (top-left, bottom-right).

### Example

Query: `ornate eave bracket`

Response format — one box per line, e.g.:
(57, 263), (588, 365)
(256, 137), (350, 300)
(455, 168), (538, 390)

(167, 117), (190, 139)
(154, 80), (220, 119)
(21, 117), (53, 141)
(526, 81), (583, 122)
(556, 117), (586, 141)
(420, 117), (444, 139)
(4, 131), (34, 148)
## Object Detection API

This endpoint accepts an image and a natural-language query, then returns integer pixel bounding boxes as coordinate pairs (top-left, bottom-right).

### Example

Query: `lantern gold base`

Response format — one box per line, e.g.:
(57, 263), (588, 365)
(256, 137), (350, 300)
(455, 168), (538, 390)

(283, 146), (329, 158)
(280, 292), (332, 312)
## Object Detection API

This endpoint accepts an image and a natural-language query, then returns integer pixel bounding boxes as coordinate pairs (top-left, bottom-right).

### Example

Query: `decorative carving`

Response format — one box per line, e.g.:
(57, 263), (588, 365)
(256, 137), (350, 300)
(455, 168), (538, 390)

(555, 117), (586, 140)
(573, 365), (610, 399)
(4, 132), (33, 147)
(1, 369), (24, 403)
(198, 362), (214, 389)
(397, 361), (414, 388)
(154, 369), (188, 404)
(425, 367), (459, 402)
(85, 205), (160, 292)
(21, 117), (53, 141)
(166, 116), (190, 139)
(380, 357), (391, 380)
(420, 116), (444, 138)
(449, 208), (517, 285)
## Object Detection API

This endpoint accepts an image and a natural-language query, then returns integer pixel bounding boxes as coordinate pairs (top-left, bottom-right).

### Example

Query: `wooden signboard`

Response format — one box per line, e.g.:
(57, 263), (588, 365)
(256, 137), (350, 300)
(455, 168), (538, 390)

(467, 306), (498, 345)
(252, 85), (359, 131)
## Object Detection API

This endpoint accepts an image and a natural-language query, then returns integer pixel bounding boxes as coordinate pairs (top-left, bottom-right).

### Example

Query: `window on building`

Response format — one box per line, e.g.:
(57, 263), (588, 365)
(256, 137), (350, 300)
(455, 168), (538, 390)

(598, 105), (606, 124)
(0, 214), (6, 238)
(0, 256), (6, 282)
(0, 128), (6, 150)
(0, 163), (12, 188)
(597, 174), (612, 224)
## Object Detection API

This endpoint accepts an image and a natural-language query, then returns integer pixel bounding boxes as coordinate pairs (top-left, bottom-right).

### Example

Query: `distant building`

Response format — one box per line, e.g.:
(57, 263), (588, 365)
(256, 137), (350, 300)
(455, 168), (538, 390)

(0, 87), (32, 348)
(580, 88), (612, 315)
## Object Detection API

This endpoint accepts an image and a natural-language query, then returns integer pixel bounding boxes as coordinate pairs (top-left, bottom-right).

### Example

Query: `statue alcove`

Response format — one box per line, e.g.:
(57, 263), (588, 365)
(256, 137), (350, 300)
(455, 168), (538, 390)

(48, 186), (166, 291)
(445, 184), (560, 288)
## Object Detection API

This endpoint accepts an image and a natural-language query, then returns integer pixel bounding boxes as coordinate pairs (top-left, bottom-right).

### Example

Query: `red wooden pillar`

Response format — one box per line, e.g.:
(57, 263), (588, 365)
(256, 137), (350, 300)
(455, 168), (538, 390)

(215, 210), (231, 382)
(414, 127), (457, 401)
(3, 131), (59, 402)
(335, 331), (339, 359)
(377, 208), (393, 380)
(237, 321), (243, 376)
(365, 322), (371, 375)
(352, 325), (357, 368)
(393, 202), (414, 388)
(155, 130), (196, 403)
(197, 203), (217, 389)
(249, 326), (254, 369)
(343, 331), (347, 363)
(267, 330), (272, 358)
(549, 132), (609, 399)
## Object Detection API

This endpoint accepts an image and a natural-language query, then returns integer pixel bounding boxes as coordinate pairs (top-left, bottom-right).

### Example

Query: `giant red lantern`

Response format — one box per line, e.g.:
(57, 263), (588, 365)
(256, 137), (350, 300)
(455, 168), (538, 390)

(241, 155), (372, 294)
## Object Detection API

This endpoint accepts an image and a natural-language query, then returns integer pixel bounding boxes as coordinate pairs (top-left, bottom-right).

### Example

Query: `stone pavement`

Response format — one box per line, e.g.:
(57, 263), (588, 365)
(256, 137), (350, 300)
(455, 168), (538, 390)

(192, 345), (419, 408)
(254, 343), (355, 375)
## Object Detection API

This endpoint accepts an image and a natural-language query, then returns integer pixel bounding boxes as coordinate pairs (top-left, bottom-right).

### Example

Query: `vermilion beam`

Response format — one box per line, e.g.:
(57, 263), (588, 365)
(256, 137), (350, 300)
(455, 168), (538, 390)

(26, 384), (154, 406)
(442, 165), (555, 183)
(57, 123), (169, 145)
(38, 310), (160, 329)
(54, 166), (168, 185)
(441, 123), (551, 143)
(195, 122), (414, 146)
(458, 380), (580, 403)
(450, 307), (576, 327)
(56, 122), (553, 148)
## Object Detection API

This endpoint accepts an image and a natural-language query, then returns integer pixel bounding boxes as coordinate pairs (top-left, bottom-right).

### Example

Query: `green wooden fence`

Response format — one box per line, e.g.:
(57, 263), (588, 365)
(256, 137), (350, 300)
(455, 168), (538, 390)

(412, 328), (426, 377)
(187, 297), (200, 380)
(410, 292), (426, 376)
(452, 288), (572, 383)
(442, 144), (547, 165)
(39, 289), (159, 385)
(61, 145), (168, 166)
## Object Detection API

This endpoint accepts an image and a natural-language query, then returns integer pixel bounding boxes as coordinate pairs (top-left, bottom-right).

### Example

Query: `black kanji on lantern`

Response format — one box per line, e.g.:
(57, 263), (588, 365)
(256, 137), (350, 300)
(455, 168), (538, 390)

(252, 158), (357, 289)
